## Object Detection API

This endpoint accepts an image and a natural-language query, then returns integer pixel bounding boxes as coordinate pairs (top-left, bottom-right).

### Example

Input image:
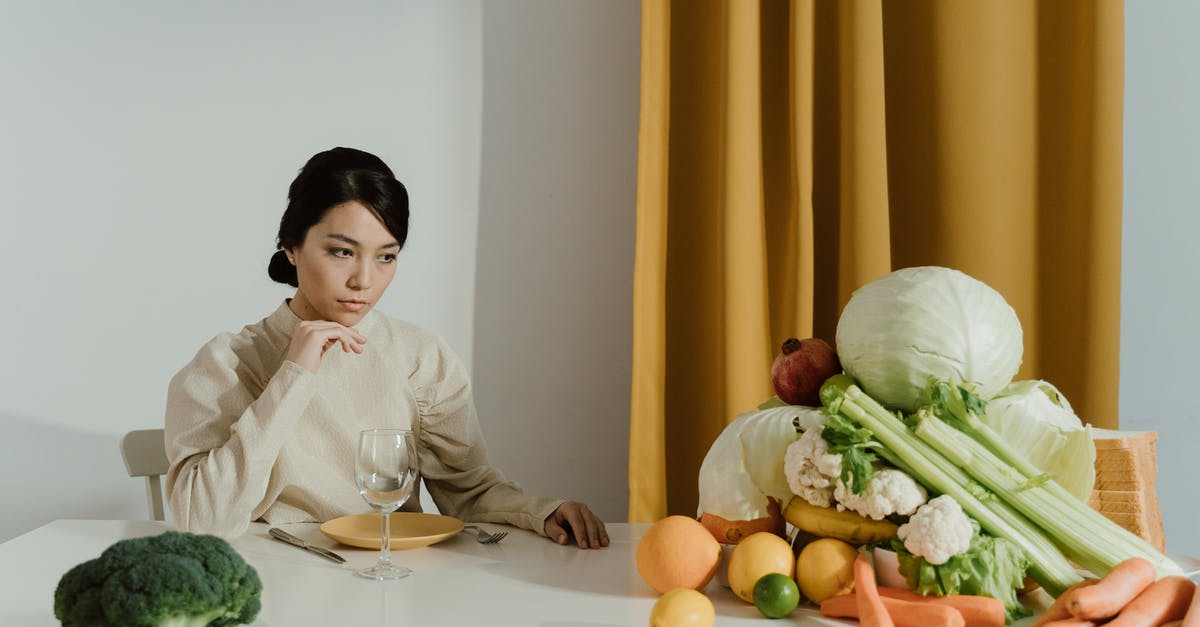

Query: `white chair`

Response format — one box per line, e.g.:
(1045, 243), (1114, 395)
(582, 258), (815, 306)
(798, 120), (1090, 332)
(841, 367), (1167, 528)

(120, 429), (169, 521)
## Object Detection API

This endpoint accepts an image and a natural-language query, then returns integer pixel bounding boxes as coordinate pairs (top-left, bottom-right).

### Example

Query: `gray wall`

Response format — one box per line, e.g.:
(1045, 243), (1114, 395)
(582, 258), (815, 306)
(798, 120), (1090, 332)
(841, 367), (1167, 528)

(1122, 0), (1200, 557)
(472, 1), (639, 523)
(0, 1), (639, 541)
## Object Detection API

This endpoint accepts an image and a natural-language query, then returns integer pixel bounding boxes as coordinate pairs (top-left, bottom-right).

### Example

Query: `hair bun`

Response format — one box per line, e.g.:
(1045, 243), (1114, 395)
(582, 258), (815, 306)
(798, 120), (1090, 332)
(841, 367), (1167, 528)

(267, 249), (298, 288)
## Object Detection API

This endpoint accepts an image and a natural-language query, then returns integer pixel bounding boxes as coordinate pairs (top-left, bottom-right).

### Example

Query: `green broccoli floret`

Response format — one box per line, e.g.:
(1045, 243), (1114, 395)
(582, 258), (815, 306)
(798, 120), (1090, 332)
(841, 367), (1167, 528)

(53, 531), (262, 627)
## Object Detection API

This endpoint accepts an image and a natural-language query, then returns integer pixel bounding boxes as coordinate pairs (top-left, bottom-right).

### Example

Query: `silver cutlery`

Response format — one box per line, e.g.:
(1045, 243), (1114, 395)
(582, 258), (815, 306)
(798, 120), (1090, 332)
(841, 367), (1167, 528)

(268, 527), (347, 564)
(463, 525), (507, 544)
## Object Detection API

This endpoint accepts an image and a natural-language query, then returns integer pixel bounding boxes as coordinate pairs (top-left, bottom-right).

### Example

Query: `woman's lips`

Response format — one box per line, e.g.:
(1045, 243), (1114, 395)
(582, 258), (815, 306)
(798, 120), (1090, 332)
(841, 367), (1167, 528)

(338, 300), (367, 312)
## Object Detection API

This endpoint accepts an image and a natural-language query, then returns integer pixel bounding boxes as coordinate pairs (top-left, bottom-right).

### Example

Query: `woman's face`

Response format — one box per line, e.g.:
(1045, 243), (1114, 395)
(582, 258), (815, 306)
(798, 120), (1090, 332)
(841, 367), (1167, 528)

(286, 200), (400, 326)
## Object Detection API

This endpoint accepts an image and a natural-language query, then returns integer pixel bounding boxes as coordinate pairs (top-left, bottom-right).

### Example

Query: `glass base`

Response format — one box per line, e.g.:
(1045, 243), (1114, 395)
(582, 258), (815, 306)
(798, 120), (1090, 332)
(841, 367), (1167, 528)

(355, 561), (412, 581)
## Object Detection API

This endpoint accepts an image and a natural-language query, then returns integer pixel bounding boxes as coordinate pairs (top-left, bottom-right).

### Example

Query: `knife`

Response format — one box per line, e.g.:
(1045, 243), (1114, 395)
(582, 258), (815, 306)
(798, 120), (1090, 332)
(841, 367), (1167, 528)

(268, 527), (347, 564)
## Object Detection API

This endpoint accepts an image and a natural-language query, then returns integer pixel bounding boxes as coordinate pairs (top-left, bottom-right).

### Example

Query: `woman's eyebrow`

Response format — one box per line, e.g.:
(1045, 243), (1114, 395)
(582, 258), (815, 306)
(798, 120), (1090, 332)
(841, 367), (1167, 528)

(325, 233), (400, 249)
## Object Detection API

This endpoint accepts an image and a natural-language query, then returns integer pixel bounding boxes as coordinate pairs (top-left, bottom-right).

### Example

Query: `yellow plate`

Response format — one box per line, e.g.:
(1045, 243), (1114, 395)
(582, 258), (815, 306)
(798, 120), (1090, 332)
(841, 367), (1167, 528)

(320, 512), (464, 550)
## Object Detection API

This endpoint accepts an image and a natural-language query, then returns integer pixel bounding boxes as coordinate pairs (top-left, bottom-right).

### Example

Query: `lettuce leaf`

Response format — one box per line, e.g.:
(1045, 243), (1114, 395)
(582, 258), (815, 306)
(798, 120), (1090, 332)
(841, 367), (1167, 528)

(979, 380), (1095, 502)
(890, 524), (1032, 623)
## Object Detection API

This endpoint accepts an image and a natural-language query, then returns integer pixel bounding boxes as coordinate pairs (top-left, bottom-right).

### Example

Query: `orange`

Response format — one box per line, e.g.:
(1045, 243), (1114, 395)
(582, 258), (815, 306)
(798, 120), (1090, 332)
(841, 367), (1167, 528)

(636, 516), (722, 594)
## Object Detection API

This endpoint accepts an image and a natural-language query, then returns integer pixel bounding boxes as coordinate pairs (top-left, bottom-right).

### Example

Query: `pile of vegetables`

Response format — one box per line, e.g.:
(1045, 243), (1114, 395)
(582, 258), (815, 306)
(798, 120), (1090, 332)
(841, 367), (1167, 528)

(697, 265), (1183, 624)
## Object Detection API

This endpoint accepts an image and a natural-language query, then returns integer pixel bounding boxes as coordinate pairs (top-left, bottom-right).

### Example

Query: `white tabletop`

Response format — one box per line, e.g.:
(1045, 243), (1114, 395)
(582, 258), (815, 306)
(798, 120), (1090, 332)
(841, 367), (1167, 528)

(1, 519), (869, 627)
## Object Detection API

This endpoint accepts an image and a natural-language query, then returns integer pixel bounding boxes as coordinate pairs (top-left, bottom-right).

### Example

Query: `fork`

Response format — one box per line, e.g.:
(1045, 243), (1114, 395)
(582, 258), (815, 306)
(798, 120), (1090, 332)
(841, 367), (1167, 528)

(463, 525), (507, 544)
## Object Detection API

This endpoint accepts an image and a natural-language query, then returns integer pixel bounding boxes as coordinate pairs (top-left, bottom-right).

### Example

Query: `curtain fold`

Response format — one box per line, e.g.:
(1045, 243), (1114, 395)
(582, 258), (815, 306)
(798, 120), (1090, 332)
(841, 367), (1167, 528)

(629, 0), (1123, 522)
(628, 0), (671, 524)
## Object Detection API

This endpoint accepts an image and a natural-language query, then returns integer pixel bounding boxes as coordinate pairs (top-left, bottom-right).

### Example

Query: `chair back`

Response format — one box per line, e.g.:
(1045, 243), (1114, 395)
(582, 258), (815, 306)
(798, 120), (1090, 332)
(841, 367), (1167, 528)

(120, 429), (169, 521)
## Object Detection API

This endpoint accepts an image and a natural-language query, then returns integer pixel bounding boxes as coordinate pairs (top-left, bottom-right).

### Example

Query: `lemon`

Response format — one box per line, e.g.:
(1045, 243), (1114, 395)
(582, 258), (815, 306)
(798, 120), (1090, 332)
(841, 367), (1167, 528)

(648, 588), (715, 627)
(726, 531), (795, 603)
(753, 573), (800, 618)
(795, 537), (858, 603)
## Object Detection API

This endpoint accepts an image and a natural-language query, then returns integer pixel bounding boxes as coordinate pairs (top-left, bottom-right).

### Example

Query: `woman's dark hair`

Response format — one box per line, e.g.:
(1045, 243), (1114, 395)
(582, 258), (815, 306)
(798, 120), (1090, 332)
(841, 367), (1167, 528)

(267, 147), (410, 287)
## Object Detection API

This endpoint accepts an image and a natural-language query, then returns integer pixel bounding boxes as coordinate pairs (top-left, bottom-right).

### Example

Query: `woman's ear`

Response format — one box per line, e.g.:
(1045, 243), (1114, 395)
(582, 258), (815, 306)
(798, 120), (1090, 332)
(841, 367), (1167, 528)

(285, 248), (296, 265)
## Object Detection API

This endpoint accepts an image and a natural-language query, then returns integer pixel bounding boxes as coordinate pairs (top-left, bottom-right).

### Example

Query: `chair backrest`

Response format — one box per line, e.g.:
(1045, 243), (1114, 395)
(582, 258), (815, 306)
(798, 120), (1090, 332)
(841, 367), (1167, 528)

(120, 429), (169, 521)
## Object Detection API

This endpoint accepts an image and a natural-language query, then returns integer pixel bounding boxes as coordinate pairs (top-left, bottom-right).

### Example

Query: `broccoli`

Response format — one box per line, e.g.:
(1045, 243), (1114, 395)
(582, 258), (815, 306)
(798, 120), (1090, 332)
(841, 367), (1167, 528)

(53, 531), (262, 627)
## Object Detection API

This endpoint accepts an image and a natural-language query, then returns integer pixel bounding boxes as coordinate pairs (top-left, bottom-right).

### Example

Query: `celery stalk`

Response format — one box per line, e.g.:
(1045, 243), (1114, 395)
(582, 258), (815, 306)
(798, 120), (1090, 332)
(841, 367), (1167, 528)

(822, 375), (1083, 596)
(914, 409), (1183, 579)
(926, 381), (1177, 573)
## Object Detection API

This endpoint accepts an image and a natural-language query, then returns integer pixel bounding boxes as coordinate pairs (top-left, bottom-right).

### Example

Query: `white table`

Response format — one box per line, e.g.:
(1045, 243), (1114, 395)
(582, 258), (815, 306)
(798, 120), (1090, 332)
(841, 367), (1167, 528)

(2, 520), (1054, 626)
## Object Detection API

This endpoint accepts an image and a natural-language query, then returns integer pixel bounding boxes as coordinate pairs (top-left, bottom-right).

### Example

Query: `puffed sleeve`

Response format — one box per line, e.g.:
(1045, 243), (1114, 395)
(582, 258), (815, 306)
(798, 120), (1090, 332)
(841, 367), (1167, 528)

(164, 338), (318, 538)
(412, 335), (564, 534)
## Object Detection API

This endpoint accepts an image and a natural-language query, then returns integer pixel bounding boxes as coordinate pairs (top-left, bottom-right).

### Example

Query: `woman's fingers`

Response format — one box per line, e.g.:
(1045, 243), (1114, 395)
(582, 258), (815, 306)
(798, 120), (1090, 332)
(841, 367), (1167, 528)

(575, 504), (601, 549)
(287, 320), (367, 372)
(593, 510), (610, 547)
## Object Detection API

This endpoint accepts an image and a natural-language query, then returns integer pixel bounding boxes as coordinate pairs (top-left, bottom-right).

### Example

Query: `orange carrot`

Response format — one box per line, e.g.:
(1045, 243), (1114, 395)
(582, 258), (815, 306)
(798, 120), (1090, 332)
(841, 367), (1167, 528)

(820, 593), (965, 627)
(1183, 580), (1200, 627)
(854, 553), (896, 627)
(1038, 620), (1100, 627)
(1164, 620), (1184, 627)
(1107, 575), (1195, 627)
(1067, 557), (1156, 620)
(876, 587), (1003, 627)
(1033, 580), (1098, 627)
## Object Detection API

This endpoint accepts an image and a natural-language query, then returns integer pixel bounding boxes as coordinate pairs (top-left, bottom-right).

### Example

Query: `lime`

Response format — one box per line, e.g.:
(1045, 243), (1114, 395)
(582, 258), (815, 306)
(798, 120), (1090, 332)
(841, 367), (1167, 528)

(752, 572), (800, 619)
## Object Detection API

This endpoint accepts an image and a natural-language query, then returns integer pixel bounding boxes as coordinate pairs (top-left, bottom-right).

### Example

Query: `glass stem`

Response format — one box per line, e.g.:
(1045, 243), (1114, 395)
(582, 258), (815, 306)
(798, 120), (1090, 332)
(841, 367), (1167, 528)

(379, 509), (392, 565)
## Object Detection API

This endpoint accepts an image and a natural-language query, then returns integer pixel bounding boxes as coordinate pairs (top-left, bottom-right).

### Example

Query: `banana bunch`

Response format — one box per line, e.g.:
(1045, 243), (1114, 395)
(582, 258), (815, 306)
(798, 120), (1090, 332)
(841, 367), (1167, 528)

(783, 497), (898, 544)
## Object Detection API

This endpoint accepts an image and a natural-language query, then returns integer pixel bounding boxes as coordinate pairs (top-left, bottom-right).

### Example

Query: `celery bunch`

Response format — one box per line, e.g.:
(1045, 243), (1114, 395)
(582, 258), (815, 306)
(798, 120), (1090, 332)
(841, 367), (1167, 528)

(820, 374), (1183, 601)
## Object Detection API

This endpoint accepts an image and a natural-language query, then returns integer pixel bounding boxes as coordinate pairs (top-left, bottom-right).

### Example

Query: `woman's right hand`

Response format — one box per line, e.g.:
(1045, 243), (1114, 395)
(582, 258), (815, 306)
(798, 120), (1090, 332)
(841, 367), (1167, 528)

(285, 320), (367, 373)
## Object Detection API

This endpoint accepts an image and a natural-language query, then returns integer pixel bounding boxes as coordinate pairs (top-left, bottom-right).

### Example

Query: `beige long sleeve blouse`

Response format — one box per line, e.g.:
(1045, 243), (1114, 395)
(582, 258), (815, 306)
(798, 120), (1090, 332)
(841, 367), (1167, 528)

(164, 300), (563, 538)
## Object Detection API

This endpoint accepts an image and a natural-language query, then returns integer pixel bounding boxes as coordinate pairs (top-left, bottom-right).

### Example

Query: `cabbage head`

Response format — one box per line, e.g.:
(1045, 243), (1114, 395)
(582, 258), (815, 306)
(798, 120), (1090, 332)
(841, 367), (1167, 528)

(696, 405), (825, 521)
(980, 380), (1095, 501)
(836, 266), (1023, 412)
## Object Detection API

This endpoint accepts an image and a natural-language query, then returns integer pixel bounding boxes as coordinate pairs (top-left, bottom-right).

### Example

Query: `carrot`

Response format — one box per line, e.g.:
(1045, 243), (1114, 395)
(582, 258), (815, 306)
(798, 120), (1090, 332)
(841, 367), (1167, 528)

(854, 553), (895, 627)
(1033, 580), (1098, 627)
(1107, 575), (1195, 627)
(1067, 557), (1156, 620)
(876, 587), (1003, 627)
(1183, 580), (1200, 627)
(1038, 620), (1100, 627)
(1164, 620), (1184, 627)
(820, 593), (964, 627)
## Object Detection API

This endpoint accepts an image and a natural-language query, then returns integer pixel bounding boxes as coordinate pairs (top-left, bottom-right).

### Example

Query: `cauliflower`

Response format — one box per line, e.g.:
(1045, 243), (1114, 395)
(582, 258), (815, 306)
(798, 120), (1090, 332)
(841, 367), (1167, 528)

(833, 468), (927, 520)
(897, 495), (973, 565)
(783, 425), (843, 507)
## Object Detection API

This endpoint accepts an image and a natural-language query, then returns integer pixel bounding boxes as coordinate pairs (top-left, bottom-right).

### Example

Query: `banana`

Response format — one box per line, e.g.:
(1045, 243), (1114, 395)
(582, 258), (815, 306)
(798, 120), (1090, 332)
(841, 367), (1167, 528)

(783, 497), (899, 544)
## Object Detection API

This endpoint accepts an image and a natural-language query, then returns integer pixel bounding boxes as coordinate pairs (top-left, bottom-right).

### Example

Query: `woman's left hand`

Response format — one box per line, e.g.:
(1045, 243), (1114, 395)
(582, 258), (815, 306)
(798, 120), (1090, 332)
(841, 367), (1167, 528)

(544, 501), (609, 549)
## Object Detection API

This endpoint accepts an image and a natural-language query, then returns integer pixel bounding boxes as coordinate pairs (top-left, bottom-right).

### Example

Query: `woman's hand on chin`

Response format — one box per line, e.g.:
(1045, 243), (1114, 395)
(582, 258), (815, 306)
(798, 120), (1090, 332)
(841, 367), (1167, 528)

(285, 320), (367, 373)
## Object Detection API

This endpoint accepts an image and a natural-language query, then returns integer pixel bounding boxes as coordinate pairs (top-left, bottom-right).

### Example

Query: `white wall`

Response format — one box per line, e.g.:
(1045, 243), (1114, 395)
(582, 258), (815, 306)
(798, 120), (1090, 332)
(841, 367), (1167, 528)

(1122, 1), (1200, 557)
(472, 1), (639, 523)
(0, 2), (485, 540)
(0, 0), (639, 543)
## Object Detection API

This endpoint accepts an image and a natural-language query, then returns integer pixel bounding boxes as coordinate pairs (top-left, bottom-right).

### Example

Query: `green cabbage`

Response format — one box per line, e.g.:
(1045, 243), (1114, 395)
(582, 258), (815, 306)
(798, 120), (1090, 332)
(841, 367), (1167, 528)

(836, 266), (1023, 412)
(696, 406), (824, 520)
(979, 380), (1095, 501)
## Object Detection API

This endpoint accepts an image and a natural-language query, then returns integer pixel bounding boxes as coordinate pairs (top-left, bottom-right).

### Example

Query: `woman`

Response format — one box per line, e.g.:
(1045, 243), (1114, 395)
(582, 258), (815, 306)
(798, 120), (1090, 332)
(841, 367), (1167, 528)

(164, 147), (608, 548)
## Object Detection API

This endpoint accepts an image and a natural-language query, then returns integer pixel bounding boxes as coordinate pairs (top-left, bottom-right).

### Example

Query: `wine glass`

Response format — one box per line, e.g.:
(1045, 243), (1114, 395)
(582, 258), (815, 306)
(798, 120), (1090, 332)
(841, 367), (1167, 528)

(355, 428), (417, 580)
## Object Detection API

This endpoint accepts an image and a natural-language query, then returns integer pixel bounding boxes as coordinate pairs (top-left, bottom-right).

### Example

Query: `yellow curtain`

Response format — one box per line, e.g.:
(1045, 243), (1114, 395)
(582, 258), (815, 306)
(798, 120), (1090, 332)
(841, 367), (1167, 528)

(629, 0), (1124, 522)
